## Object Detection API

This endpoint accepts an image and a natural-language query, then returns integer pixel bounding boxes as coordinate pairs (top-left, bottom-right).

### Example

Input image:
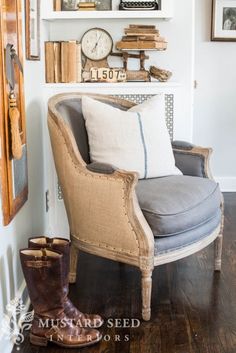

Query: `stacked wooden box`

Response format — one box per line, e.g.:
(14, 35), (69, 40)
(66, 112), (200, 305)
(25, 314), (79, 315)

(116, 24), (167, 51)
(45, 41), (82, 83)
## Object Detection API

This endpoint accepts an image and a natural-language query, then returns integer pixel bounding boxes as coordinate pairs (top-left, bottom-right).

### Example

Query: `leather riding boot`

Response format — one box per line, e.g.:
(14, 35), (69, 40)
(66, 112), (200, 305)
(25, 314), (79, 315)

(20, 248), (102, 348)
(28, 236), (103, 328)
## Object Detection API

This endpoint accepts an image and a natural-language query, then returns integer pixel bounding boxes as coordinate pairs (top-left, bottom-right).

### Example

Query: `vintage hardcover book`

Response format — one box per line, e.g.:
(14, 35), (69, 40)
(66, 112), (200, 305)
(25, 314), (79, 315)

(61, 41), (76, 83)
(116, 40), (167, 50)
(54, 0), (62, 11)
(78, 2), (96, 9)
(54, 42), (61, 83)
(45, 42), (55, 83)
(61, 42), (68, 83)
(124, 28), (159, 35)
(68, 41), (77, 83)
(129, 24), (156, 29)
(79, 1), (96, 6)
(61, 41), (81, 83)
(122, 35), (165, 42)
(76, 42), (82, 83)
(78, 8), (96, 11)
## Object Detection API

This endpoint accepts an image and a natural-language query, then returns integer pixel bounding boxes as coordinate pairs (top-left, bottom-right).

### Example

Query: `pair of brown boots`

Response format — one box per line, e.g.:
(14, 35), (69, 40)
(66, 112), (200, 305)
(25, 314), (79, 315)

(20, 236), (103, 348)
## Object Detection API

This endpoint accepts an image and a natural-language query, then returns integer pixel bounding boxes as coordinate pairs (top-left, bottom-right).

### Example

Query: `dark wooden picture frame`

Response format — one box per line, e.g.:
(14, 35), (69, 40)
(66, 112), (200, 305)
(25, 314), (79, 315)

(0, 0), (28, 225)
(25, 0), (40, 60)
(212, 0), (236, 41)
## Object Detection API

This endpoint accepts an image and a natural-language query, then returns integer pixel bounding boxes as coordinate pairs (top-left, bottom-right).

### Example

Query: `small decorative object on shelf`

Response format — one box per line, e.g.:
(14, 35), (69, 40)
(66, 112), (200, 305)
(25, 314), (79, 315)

(81, 28), (126, 82)
(119, 0), (159, 11)
(78, 1), (96, 11)
(116, 24), (167, 50)
(113, 24), (169, 82)
(111, 51), (150, 82)
(96, 0), (112, 11)
(150, 65), (172, 82)
(62, 0), (78, 11)
(83, 68), (126, 82)
(81, 28), (113, 69)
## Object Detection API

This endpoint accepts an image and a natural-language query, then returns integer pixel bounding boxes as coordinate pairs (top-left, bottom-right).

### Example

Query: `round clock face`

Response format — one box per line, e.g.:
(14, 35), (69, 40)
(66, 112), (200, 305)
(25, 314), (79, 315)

(81, 28), (113, 61)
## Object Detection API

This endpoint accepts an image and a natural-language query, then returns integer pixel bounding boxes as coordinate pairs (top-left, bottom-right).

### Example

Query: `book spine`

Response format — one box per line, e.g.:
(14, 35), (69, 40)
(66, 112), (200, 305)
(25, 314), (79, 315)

(129, 24), (156, 29)
(122, 35), (165, 42)
(67, 41), (77, 83)
(54, 42), (61, 83)
(61, 42), (68, 83)
(78, 8), (96, 11)
(125, 28), (159, 34)
(116, 41), (167, 50)
(45, 42), (55, 83)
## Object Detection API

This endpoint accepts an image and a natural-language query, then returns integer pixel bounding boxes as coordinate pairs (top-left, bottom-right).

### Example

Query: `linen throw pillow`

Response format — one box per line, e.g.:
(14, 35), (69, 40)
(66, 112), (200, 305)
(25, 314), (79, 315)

(82, 95), (181, 179)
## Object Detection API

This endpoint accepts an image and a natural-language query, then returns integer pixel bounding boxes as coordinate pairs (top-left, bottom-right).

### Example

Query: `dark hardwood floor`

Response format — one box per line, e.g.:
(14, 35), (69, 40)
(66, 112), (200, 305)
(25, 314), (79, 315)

(13, 193), (236, 353)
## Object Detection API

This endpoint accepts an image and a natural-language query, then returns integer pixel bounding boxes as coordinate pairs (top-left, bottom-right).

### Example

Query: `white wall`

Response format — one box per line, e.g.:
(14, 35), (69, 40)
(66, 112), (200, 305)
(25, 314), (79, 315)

(0, 1), (46, 352)
(194, 0), (236, 191)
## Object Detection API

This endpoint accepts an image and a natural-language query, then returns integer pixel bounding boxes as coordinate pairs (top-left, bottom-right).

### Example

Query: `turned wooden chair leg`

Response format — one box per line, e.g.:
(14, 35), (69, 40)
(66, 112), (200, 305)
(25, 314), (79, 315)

(141, 269), (153, 321)
(214, 234), (223, 272)
(215, 203), (224, 272)
(69, 242), (79, 283)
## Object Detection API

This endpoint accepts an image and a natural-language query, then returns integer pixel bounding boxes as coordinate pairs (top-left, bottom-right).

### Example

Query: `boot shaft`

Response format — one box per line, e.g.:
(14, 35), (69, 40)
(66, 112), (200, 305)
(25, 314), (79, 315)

(28, 237), (70, 279)
(20, 248), (65, 318)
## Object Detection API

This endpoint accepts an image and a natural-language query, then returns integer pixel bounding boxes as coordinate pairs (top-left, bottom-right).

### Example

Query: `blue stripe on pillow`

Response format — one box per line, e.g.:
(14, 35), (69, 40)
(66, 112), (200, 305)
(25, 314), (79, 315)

(137, 113), (148, 179)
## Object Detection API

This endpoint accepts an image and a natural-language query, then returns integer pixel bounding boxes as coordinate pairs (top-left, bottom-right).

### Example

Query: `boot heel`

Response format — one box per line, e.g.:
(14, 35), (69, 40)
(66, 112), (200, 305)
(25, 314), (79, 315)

(30, 333), (48, 347)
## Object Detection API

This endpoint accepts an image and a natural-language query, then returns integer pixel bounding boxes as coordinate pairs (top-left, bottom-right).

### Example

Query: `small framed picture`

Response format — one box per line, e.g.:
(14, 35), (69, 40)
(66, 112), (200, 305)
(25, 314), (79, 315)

(62, 0), (78, 11)
(96, 0), (112, 11)
(25, 0), (40, 60)
(212, 0), (236, 41)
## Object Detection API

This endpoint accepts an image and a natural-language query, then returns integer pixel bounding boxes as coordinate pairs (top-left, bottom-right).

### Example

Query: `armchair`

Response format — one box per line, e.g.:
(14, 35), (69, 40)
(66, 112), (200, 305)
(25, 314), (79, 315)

(48, 93), (223, 321)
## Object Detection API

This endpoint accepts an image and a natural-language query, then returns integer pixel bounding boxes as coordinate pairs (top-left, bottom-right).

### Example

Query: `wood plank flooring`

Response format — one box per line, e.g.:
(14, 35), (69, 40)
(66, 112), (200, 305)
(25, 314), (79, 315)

(12, 193), (236, 353)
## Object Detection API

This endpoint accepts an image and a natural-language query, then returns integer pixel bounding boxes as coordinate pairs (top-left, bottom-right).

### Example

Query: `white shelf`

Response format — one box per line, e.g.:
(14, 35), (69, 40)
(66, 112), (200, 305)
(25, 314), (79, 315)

(42, 10), (173, 21)
(44, 81), (180, 89)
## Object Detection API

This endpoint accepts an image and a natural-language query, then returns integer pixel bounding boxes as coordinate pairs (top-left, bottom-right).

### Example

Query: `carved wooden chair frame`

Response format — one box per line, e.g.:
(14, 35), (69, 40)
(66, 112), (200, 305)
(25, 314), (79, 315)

(48, 93), (224, 321)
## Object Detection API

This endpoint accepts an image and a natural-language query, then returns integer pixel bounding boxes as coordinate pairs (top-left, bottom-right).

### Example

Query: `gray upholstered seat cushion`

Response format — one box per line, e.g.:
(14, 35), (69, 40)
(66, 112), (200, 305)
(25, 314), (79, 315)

(136, 175), (221, 237)
(154, 210), (221, 255)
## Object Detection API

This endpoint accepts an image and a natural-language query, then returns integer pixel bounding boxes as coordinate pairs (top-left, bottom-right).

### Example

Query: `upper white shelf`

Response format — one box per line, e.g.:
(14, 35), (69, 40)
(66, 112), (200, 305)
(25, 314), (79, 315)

(42, 10), (173, 21)
(43, 82), (180, 89)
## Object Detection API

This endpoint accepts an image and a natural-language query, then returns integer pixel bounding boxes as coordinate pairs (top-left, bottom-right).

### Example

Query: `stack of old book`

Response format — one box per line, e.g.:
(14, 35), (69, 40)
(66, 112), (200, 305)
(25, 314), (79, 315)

(116, 24), (167, 51)
(45, 41), (82, 83)
(78, 2), (96, 11)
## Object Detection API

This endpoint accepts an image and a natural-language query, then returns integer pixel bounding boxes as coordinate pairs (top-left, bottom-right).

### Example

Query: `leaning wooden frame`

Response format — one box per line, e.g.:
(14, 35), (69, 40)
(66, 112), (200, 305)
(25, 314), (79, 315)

(0, 0), (28, 225)
(25, 0), (40, 60)
(48, 92), (224, 321)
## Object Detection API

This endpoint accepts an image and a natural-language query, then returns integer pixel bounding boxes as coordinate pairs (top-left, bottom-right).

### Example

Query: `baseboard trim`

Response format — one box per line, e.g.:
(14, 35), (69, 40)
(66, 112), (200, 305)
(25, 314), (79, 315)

(215, 177), (236, 192)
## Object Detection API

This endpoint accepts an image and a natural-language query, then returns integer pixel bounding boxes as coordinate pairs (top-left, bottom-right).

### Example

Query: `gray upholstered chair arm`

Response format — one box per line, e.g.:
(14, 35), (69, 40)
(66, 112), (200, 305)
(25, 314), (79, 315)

(86, 162), (117, 174)
(172, 140), (213, 179)
(172, 140), (195, 150)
